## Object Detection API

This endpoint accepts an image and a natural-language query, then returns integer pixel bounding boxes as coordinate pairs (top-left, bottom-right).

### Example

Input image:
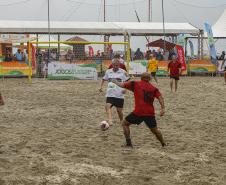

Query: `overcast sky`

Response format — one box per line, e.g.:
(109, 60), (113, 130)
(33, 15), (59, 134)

(0, 0), (226, 52)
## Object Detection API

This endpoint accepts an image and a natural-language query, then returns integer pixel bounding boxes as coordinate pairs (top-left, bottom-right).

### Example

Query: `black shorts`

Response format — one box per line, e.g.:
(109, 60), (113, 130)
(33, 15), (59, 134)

(106, 97), (124, 108)
(151, 72), (156, 77)
(170, 76), (179, 80)
(125, 112), (157, 128)
(224, 66), (226, 71)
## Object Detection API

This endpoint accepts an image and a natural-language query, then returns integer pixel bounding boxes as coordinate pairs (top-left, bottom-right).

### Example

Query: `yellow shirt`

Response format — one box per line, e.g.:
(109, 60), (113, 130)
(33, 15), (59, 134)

(147, 59), (158, 72)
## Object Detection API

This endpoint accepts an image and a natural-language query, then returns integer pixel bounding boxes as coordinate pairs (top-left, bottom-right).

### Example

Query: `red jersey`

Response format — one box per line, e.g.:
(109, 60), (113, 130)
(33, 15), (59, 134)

(108, 63), (127, 71)
(124, 80), (161, 116)
(168, 61), (181, 77)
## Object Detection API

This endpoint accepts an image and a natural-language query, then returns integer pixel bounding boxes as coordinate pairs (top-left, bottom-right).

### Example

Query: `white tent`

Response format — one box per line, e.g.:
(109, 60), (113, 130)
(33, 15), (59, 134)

(212, 9), (226, 38)
(12, 35), (71, 49)
(0, 20), (199, 36)
(35, 35), (71, 49)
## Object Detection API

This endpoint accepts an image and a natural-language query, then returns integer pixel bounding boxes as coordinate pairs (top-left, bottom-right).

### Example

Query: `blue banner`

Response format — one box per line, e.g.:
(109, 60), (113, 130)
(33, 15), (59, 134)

(204, 22), (217, 64)
(188, 40), (194, 57)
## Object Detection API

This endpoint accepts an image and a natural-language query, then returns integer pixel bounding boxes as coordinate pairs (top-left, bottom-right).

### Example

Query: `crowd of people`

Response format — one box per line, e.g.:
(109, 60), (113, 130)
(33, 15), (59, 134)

(133, 47), (176, 61)
(5, 49), (28, 62)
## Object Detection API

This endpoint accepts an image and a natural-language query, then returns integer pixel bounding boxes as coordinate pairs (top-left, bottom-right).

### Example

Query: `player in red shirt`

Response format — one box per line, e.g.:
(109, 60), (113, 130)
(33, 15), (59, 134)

(112, 72), (166, 147)
(168, 55), (182, 92)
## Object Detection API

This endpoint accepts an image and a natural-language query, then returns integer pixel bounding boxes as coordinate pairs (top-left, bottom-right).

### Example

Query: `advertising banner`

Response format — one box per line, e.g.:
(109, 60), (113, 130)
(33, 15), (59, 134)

(48, 62), (98, 80)
(175, 45), (186, 71)
(177, 33), (185, 47)
(156, 61), (169, 75)
(63, 60), (112, 73)
(188, 40), (194, 57)
(129, 60), (147, 75)
(0, 61), (34, 76)
(204, 22), (217, 64)
(189, 60), (216, 73)
(129, 60), (169, 76)
(61, 60), (170, 76)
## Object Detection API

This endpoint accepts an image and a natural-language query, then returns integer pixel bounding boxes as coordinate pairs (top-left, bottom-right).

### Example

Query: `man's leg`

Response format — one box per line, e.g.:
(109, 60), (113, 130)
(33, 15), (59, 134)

(154, 76), (158, 83)
(105, 103), (113, 125)
(170, 78), (173, 92)
(175, 79), (178, 92)
(122, 120), (133, 147)
(0, 93), (4, 106)
(150, 127), (166, 147)
(224, 71), (226, 84)
(116, 107), (123, 123)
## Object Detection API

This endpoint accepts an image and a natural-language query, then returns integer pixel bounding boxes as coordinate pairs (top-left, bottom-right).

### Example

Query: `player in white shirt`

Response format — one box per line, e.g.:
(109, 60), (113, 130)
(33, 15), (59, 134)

(99, 59), (130, 125)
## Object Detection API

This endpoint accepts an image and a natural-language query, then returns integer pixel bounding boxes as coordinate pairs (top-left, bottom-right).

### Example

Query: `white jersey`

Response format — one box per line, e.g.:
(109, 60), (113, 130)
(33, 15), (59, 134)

(103, 68), (130, 99)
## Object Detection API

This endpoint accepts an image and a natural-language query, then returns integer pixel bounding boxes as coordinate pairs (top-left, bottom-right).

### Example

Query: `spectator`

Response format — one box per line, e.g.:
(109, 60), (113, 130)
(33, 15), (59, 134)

(14, 49), (24, 62)
(96, 50), (101, 57)
(5, 48), (12, 62)
(65, 49), (75, 63)
(145, 50), (151, 60)
(156, 49), (163, 61)
(168, 49), (176, 60)
(134, 48), (144, 60)
(50, 49), (57, 60)
(218, 51), (225, 60)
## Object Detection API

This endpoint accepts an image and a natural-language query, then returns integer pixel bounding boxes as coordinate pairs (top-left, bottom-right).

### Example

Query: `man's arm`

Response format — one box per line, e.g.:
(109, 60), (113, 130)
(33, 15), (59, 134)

(157, 95), (165, 116)
(112, 80), (124, 88)
(167, 63), (170, 74)
(100, 71), (109, 92)
(179, 67), (182, 75)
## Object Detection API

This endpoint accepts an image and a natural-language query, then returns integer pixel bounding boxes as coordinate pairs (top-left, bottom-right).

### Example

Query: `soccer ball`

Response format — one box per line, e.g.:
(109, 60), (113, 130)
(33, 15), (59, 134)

(100, 121), (109, 131)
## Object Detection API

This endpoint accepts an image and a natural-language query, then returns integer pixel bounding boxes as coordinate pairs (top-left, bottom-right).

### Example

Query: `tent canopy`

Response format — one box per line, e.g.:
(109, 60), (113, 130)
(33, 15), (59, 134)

(66, 36), (89, 45)
(147, 39), (176, 51)
(212, 8), (226, 38)
(0, 20), (200, 36)
(36, 35), (71, 49)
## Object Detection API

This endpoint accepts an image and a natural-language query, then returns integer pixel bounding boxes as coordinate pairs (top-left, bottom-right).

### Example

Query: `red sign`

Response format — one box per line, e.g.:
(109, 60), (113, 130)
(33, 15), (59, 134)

(175, 45), (186, 70)
(31, 44), (36, 70)
(88, 46), (94, 57)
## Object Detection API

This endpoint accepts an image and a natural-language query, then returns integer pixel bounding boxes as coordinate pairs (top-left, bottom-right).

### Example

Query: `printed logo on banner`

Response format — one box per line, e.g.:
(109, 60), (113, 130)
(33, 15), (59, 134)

(48, 62), (97, 80)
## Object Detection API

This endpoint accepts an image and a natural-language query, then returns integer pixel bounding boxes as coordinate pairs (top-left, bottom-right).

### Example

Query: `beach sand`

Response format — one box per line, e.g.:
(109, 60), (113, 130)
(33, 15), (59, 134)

(0, 77), (226, 185)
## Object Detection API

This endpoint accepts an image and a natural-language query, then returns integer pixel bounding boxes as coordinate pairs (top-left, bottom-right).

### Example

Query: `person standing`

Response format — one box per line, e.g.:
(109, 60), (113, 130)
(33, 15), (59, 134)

(168, 55), (182, 92)
(99, 59), (130, 125)
(147, 54), (158, 83)
(134, 48), (144, 60)
(112, 72), (166, 147)
(14, 49), (24, 62)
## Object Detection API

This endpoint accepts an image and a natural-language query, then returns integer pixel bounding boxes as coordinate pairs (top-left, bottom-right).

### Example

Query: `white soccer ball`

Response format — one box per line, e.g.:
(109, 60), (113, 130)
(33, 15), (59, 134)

(100, 121), (109, 131)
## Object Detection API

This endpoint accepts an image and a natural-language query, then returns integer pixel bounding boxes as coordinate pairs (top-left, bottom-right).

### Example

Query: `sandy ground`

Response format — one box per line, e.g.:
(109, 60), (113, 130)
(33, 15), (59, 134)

(0, 77), (226, 185)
